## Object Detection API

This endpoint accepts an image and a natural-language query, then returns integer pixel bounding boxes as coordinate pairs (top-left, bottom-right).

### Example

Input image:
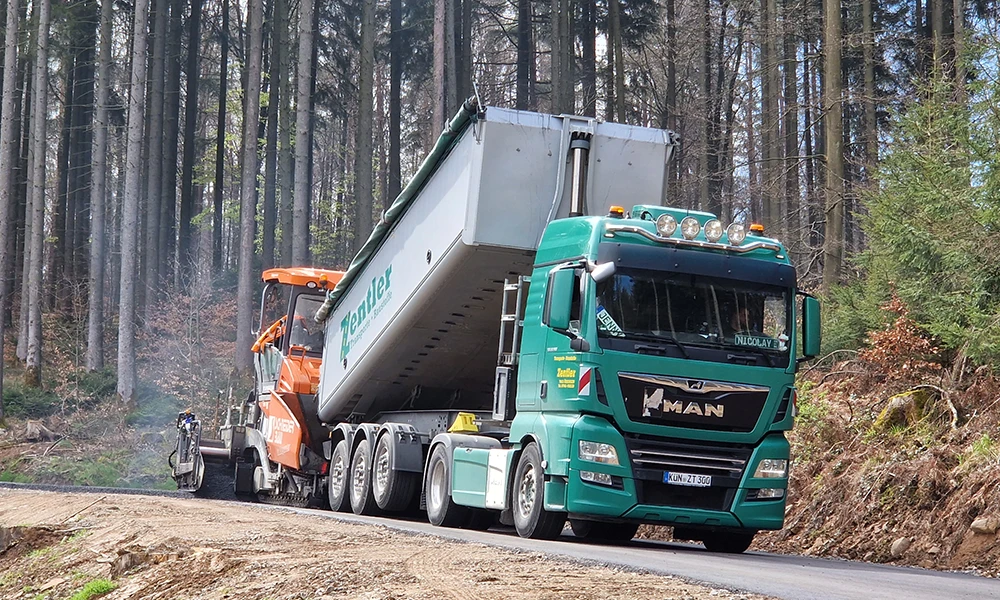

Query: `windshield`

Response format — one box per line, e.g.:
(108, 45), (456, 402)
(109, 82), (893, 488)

(595, 268), (791, 354)
(288, 295), (325, 352)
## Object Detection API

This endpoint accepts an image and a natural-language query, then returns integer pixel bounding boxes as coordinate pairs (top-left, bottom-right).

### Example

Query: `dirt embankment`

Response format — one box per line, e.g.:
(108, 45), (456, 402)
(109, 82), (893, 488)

(0, 490), (767, 600)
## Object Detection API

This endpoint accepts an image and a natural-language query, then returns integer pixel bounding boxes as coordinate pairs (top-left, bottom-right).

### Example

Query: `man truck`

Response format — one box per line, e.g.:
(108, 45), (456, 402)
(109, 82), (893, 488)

(173, 100), (820, 553)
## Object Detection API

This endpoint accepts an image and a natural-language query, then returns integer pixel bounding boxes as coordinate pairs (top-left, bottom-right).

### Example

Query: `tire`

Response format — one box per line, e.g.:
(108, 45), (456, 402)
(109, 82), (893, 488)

(372, 432), (418, 512)
(349, 438), (380, 515)
(464, 508), (498, 531)
(512, 443), (566, 539)
(701, 531), (755, 554)
(424, 444), (468, 527)
(570, 519), (638, 543)
(327, 439), (351, 512)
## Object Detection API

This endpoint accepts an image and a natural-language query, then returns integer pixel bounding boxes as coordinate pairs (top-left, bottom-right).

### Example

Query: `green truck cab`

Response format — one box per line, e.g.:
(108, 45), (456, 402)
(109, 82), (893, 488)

(450, 205), (819, 552)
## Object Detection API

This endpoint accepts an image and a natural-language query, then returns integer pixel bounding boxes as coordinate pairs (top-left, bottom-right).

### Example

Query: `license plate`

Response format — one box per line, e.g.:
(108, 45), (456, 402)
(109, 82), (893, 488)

(664, 471), (712, 487)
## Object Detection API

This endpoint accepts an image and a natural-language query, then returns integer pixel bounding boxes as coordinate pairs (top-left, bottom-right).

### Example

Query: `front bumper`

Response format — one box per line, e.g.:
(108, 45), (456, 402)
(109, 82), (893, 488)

(564, 415), (789, 530)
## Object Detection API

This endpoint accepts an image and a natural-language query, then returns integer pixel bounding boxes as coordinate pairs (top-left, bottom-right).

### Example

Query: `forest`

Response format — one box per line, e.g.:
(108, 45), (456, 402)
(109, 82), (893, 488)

(0, 0), (997, 414)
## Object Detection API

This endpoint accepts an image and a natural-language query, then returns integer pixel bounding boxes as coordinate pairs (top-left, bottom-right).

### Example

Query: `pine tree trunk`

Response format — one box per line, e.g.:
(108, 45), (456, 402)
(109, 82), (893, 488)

(277, 0), (292, 265)
(0, 0), (21, 416)
(782, 0), (800, 248)
(354, 0), (376, 253)
(87, 0), (113, 372)
(389, 0), (401, 201)
(821, 0), (844, 292)
(160, 0), (182, 285)
(213, 0), (229, 274)
(953, 0), (965, 101)
(515, 0), (530, 110)
(178, 0), (201, 285)
(291, 0), (313, 265)
(699, 0), (711, 210)
(144, 0), (168, 308)
(262, 0), (279, 270)
(16, 53), (31, 362)
(236, 0), (265, 372)
(580, 0), (596, 116)
(861, 0), (877, 167)
(760, 0), (780, 231)
(609, 0), (625, 121)
(52, 65), (73, 313)
(119, 0), (150, 403)
(24, 0), (50, 388)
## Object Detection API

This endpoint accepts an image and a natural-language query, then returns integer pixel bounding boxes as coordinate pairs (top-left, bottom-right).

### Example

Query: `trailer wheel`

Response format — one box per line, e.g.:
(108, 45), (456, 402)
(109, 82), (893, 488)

(512, 443), (566, 539)
(327, 439), (351, 512)
(424, 444), (468, 527)
(349, 438), (380, 515)
(569, 519), (639, 543)
(701, 531), (755, 554)
(372, 433), (418, 512)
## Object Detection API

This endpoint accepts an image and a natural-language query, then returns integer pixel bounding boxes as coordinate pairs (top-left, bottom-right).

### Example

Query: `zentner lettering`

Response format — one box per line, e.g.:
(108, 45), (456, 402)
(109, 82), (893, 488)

(340, 265), (393, 362)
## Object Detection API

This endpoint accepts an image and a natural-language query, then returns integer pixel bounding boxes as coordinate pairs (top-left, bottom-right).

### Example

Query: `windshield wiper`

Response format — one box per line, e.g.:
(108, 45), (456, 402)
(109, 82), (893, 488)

(726, 347), (775, 368)
(626, 332), (690, 359)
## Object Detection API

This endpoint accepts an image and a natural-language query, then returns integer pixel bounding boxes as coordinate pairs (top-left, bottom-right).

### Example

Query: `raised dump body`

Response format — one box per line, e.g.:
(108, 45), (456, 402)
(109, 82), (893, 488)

(316, 104), (678, 423)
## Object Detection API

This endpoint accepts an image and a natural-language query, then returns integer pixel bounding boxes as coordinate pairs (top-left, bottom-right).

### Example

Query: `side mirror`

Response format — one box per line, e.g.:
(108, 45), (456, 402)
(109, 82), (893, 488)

(543, 268), (575, 331)
(801, 295), (821, 359)
(590, 261), (616, 283)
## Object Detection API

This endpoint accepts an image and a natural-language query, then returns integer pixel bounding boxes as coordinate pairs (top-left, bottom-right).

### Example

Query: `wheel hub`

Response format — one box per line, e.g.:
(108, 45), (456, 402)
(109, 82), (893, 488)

(375, 443), (390, 497)
(331, 454), (346, 497)
(352, 453), (367, 498)
(517, 468), (537, 518)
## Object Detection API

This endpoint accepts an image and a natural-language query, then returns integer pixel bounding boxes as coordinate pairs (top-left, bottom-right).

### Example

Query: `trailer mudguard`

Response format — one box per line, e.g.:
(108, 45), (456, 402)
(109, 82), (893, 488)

(377, 423), (425, 473)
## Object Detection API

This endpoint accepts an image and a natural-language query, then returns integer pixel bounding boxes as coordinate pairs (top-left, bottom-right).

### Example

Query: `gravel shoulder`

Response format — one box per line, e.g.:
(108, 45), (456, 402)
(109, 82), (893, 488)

(0, 489), (770, 600)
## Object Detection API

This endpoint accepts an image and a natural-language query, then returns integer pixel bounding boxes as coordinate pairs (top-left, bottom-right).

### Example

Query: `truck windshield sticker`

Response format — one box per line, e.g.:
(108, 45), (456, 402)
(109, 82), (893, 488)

(340, 265), (393, 362)
(734, 334), (780, 350)
(596, 305), (625, 337)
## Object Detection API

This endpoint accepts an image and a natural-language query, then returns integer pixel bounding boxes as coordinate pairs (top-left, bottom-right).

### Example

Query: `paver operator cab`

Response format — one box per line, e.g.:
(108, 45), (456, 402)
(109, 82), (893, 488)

(174, 100), (820, 554)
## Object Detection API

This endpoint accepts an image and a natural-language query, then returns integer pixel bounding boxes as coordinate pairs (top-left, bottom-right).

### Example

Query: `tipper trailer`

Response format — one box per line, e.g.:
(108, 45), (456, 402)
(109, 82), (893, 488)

(174, 100), (820, 552)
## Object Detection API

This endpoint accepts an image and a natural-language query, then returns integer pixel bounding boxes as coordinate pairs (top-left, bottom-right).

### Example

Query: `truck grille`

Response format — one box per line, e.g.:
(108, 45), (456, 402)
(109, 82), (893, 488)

(618, 372), (770, 432)
(625, 436), (752, 511)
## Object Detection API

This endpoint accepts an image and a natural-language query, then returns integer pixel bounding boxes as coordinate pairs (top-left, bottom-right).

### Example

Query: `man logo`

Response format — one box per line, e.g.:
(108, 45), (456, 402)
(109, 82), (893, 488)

(687, 379), (705, 391)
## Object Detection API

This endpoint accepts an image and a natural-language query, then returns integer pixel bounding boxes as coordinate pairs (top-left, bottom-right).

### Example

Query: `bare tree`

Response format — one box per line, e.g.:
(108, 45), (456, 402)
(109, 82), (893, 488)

(292, 0), (313, 265)
(118, 0), (151, 403)
(213, 0), (229, 275)
(24, 0), (51, 388)
(87, 0), (113, 372)
(235, 0), (265, 372)
(0, 0), (20, 416)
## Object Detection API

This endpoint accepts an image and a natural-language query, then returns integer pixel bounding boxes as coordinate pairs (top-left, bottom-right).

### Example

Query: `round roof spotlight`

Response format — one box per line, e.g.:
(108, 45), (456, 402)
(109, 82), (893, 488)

(704, 219), (724, 243)
(727, 223), (747, 246)
(680, 216), (701, 240)
(656, 214), (677, 237)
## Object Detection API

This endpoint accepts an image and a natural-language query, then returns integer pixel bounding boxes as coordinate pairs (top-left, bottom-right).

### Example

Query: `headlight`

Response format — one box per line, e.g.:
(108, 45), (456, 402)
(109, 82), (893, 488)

(704, 219), (723, 242)
(753, 459), (788, 478)
(578, 440), (619, 465)
(680, 216), (700, 240)
(727, 223), (747, 245)
(656, 214), (677, 237)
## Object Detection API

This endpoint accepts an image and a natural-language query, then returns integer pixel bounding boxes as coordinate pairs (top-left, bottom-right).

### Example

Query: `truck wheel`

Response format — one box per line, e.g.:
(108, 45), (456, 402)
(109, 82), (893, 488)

(327, 439), (351, 512)
(512, 443), (566, 539)
(372, 432), (418, 512)
(701, 531), (755, 554)
(349, 438), (380, 515)
(424, 443), (468, 527)
(463, 508), (497, 531)
(570, 519), (639, 543)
